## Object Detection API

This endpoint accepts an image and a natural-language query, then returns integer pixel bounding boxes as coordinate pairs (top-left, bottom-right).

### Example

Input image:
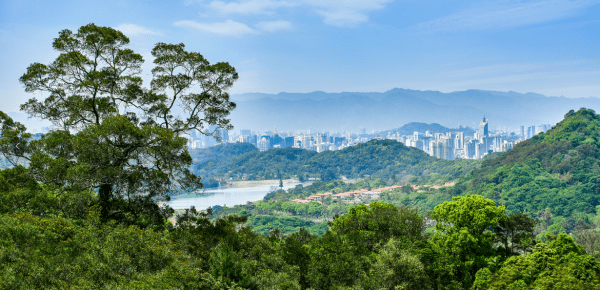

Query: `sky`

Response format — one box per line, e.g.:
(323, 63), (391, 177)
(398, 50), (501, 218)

(1, 0), (600, 115)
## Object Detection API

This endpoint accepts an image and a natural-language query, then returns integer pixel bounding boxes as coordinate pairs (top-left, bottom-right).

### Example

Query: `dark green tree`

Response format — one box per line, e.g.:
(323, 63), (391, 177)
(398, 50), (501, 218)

(331, 202), (424, 252)
(2, 23), (238, 227)
(493, 212), (536, 258)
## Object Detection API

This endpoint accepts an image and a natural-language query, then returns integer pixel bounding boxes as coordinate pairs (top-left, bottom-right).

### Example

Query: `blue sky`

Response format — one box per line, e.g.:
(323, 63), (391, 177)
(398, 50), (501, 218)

(1, 0), (600, 113)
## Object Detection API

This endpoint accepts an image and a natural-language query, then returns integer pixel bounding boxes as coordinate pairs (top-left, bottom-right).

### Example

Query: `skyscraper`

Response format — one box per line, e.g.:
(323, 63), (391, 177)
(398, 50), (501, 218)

(520, 126), (525, 139)
(257, 137), (270, 152)
(479, 116), (489, 137)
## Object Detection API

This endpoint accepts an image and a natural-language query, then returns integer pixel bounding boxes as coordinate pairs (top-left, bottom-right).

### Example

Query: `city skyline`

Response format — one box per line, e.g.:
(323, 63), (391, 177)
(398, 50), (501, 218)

(188, 116), (554, 160)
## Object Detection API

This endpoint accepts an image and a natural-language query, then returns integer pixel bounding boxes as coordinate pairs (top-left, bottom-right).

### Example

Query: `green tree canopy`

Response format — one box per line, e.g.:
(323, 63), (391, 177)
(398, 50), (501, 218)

(331, 202), (424, 251)
(475, 234), (600, 290)
(1, 23), (238, 227)
(431, 194), (506, 287)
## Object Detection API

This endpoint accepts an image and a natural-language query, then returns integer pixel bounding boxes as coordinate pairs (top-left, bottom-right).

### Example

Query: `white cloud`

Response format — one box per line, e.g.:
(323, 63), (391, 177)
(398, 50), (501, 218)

(209, 0), (294, 14)
(418, 0), (599, 32)
(201, 0), (393, 27)
(114, 24), (163, 36)
(256, 20), (292, 32)
(315, 9), (369, 27)
(174, 20), (258, 36)
(303, 0), (394, 27)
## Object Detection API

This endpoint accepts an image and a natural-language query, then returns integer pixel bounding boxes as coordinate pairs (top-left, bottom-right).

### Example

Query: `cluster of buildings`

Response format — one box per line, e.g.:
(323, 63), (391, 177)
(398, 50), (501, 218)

(188, 126), (367, 153)
(187, 119), (553, 161)
(290, 183), (457, 205)
(395, 117), (552, 160)
(291, 185), (403, 204)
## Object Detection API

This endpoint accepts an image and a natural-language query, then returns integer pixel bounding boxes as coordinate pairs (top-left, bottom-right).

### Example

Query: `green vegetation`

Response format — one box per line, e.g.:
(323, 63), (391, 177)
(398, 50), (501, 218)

(2, 23), (600, 289)
(1, 23), (238, 227)
(3, 157), (600, 289)
(188, 143), (258, 186)
(454, 108), (600, 240)
(193, 138), (482, 184)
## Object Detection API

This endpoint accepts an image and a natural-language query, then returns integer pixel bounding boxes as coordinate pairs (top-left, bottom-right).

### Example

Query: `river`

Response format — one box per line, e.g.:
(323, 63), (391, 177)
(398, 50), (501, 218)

(168, 184), (298, 210)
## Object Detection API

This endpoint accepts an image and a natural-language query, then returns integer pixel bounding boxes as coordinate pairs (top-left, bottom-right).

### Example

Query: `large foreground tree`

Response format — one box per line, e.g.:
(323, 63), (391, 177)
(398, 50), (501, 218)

(0, 23), (238, 227)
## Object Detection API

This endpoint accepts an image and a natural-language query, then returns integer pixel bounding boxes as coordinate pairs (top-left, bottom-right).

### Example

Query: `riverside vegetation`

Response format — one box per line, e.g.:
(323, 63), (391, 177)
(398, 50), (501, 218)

(1, 23), (600, 289)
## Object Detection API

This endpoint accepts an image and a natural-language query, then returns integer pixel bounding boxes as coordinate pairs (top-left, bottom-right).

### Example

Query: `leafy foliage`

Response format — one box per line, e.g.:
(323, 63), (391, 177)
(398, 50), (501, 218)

(1, 23), (238, 227)
(475, 234), (600, 290)
(456, 108), (600, 236)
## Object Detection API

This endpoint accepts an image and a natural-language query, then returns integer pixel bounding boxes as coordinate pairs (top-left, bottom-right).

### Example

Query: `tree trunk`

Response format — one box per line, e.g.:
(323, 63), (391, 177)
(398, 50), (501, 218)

(99, 184), (112, 222)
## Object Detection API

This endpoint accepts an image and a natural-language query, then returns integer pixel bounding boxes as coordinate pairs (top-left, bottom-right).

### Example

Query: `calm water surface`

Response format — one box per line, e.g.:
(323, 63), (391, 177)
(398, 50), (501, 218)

(168, 184), (297, 210)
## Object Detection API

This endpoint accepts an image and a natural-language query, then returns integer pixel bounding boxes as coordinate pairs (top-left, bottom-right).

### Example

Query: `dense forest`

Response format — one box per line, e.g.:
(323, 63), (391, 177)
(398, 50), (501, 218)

(5, 109), (600, 288)
(3, 179), (600, 289)
(452, 108), (600, 241)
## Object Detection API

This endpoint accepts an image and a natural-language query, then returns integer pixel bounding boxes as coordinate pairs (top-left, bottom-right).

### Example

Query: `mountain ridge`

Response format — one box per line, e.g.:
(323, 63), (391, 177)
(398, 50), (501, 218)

(229, 88), (600, 132)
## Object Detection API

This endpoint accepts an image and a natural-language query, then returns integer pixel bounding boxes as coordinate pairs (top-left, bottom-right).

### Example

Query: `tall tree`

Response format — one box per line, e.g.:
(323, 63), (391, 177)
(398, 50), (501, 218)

(493, 212), (536, 258)
(1, 23), (238, 227)
(431, 194), (506, 288)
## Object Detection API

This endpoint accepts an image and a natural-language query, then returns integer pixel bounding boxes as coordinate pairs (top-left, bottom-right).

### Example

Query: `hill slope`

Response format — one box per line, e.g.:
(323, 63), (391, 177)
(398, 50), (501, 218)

(454, 108), (600, 234)
(194, 139), (481, 184)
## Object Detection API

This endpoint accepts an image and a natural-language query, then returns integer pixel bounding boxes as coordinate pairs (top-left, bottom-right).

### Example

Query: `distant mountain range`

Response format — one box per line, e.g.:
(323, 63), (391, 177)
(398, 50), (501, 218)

(229, 88), (600, 132)
(368, 122), (476, 138)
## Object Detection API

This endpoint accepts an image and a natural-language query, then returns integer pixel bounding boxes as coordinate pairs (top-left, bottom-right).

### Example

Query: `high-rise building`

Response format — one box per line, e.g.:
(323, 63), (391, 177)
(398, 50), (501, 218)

(249, 135), (258, 147)
(272, 129), (284, 147)
(257, 137), (270, 152)
(520, 126), (525, 139)
(455, 132), (464, 150)
(474, 141), (486, 159)
(442, 138), (455, 160)
(479, 116), (489, 138)
(429, 140), (443, 158)
(492, 136), (503, 152)
(414, 140), (424, 151)
(285, 137), (295, 148)
(465, 140), (476, 159)
(527, 126), (535, 138)
(218, 128), (229, 142)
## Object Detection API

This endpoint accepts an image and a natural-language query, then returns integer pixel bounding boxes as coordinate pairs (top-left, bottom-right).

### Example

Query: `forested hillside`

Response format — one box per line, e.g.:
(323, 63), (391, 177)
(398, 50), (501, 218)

(453, 108), (600, 239)
(192, 139), (481, 184)
(189, 143), (260, 187)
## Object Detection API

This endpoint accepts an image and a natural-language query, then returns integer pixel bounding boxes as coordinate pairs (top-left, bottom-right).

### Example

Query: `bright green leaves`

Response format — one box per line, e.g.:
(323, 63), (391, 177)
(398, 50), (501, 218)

(431, 195), (506, 287)
(433, 194), (506, 235)
(478, 234), (600, 289)
(0, 211), (193, 289)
